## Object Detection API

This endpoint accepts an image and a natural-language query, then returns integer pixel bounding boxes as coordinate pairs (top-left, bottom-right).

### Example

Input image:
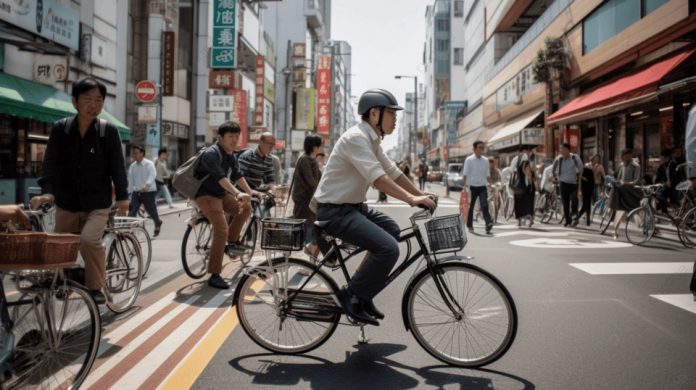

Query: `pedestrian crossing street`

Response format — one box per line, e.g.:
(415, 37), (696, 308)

(569, 262), (696, 315)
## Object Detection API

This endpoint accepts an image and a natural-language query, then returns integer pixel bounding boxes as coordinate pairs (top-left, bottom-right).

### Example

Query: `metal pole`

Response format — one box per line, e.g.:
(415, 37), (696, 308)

(414, 76), (418, 164)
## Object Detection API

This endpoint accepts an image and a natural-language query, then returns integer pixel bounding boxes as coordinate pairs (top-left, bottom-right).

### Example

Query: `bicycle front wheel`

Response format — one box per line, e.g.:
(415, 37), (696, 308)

(105, 232), (143, 313)
(7, 280), (101, 390)
(181, 219), (212, 279)
(678, 207), (696, 248)
(235, 257), (341, 354)
(132, 225), (152, 275)
(599, 208), (614, 235)
(406, 262), (517, 367)
(237, 218), (258, 266)
(625, 207), (654, 245)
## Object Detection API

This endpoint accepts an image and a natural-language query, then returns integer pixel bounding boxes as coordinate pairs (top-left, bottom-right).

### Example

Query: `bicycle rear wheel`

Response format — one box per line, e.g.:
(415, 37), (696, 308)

(625, 207), (654, 245)
(678, 207), (696, 248)
(7, 280), (101, 390)
(132, 226), (152, 276)
(181, 219), (212, 279)
(235, 257), (341, 354)
(405, 262), (517, 367)
(105, 232), (143, 313)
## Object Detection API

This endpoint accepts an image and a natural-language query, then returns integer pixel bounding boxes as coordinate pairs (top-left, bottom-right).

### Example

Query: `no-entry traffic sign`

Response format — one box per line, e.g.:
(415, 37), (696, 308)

(135, 80), (158, 103)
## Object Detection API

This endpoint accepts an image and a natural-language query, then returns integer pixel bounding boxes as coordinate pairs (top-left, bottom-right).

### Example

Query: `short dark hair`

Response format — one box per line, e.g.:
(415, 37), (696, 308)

(473, 140), (484, 149)
(72, 78), (106, 100)
(561, 142), (571, 150)
(132, 145), (146, 153)
(158, 148), (168, 156)
(303, 134), (323, 155)
(218, 121), (241, 136)
(621, 148), (633, 156)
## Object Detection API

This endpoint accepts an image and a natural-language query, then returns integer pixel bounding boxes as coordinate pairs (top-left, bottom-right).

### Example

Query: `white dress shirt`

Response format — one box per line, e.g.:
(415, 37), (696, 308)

(314, 121), (401, 204)
(463, 154), (490, 187)
(128, 158), (157, 193)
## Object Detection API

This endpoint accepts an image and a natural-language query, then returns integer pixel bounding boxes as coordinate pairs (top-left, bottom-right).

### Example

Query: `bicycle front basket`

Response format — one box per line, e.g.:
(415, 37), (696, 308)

(260, 218), (305, 251)
(424, 214), (467, 254)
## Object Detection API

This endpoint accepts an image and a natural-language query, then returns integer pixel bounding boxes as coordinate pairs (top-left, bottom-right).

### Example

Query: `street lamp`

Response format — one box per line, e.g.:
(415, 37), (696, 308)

(395, 75), (418, 164)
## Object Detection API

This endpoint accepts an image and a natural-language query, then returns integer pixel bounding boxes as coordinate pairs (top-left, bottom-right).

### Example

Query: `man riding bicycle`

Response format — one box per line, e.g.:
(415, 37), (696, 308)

(194, 122), (254, 289)
(238, 132), (277, 191)
(314, 88), (436, 326)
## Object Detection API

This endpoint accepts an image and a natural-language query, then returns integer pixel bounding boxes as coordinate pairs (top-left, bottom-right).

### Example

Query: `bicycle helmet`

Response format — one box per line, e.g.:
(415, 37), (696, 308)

(357, 89), (404, 138)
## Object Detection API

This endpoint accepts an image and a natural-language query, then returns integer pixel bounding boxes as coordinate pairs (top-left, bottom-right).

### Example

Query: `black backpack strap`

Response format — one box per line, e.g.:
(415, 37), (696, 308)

(63, 116), (76, 135)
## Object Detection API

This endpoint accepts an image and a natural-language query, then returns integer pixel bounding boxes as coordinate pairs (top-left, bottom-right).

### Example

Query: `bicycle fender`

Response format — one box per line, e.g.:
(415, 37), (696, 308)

(400, 258), (474, 332)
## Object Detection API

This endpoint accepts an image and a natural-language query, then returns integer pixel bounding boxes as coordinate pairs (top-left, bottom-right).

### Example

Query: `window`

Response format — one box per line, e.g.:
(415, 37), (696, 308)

(454, 0), (464, 17)
(583, 0), (669, 54)
(436, 18), (449, 32)
(436, 39), (449, 51)
(453, 48), (464, 65)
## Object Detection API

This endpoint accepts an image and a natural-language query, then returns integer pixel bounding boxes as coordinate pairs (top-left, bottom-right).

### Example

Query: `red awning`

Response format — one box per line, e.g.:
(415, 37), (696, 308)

(547, 49), (695, 123)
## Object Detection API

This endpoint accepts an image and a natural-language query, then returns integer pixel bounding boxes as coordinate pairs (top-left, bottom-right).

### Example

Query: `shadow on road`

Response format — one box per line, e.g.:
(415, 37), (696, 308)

(228, 343), (534, 389)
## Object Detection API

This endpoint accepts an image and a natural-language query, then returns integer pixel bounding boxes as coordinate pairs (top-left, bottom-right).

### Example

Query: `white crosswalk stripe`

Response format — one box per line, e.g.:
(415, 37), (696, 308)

(570, 262), (696, 315)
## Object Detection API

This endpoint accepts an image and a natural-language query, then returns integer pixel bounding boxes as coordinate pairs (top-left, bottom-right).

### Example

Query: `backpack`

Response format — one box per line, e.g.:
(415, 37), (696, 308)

(64, 116), (108, 137)
(172, 145), (223, 199)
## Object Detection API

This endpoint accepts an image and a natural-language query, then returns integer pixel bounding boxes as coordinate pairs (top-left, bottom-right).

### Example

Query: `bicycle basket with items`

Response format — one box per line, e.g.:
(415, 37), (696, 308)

(424, 214), (467, 254)
(260, 218), (305, 251)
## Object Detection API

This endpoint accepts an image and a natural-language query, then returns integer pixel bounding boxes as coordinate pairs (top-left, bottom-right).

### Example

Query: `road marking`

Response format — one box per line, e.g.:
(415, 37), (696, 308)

(157, 308), (239, 390)
(569, 262), (693, 275)
(510, 237), (632, 249)
(650, 294), (696, 314)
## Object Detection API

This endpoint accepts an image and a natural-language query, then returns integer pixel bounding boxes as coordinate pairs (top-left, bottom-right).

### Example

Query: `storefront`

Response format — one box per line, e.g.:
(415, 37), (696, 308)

(0, 72), (131, 204)
(487, 109), (544, 166)
(547, 48), (696, 177)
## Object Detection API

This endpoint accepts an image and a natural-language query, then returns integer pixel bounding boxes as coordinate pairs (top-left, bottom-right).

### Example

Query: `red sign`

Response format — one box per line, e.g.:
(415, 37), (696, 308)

(254, 55), (265, 126)
(209, 70), (235, 89)
(135, 80), (158, 103)
(231, 89), (248, 149)
(274, 140), (285, 150)
(316, 55), (331, 134)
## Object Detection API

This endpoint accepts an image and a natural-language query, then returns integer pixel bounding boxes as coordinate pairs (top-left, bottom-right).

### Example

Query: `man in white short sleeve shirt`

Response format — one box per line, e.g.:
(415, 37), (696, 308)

(462, 140), (493, 234)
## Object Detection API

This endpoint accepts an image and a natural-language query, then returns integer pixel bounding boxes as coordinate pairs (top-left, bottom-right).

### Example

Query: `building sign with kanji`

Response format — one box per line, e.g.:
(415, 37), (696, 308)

(208, 95), (232, 111)
(209, 70), (235, 89)
(162, 31), (175, 96)
(211, 0), (237, 68)
(254, 55), (265, 126)
(230, 89), (247, 149)
(316, 55), (331, 134)
(0, 0), (80, 50)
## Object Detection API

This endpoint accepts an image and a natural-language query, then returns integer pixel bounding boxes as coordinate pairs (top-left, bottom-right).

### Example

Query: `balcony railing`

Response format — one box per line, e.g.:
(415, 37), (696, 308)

(485, 0), (572, 83)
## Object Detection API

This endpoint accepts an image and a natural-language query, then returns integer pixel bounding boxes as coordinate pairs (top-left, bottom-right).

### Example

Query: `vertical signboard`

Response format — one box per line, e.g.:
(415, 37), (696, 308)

(231, 89), (247, 149)
(254, 55), (265, 125)
(211, 0), (237, 68)
(163, 31), (175, 96)
(295, 88), (315, 130)
(316, 55), (331, 134)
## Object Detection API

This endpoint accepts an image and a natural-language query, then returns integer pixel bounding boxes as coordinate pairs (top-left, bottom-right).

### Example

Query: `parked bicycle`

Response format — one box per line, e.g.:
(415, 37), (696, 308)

(102, 208), (143, 313)
(234, 204), (518, 367)
(113, 216), (152, 275)
(181, 188), (275, 278)
(0, 209), (101, 389)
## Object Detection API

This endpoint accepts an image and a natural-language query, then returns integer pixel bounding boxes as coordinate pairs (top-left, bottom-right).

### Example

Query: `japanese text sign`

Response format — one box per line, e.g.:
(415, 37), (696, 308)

(211, 0), (237, 68)
(316, 55), (331, 134)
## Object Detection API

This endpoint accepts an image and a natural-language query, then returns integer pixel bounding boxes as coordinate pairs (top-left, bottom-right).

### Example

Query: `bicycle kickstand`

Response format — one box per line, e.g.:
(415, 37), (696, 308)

(357, 325), (369, 344)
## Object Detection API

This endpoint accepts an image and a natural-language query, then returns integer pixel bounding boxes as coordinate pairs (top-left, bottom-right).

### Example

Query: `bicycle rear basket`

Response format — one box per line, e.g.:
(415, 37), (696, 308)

(260, 218), (305, 251)
(424, 214), (467, 254)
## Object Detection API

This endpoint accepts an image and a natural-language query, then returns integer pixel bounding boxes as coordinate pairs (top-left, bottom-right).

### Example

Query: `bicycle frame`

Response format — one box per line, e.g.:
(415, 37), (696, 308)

(258, 209), (473, 328)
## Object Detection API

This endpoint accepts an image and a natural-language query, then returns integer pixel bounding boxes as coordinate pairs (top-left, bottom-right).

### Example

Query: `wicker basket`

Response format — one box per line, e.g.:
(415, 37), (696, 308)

(260, 218), (305, 251)
(0, 232), (80, 270)
(424, 214), (467, 254)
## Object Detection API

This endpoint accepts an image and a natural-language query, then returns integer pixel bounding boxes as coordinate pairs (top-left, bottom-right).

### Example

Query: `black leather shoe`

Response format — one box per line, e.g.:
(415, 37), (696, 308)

(89, 290), (106, 305)
(336, 288), (378, 326)
(208, 274), (230, 289)
(362, 300), (385, 320)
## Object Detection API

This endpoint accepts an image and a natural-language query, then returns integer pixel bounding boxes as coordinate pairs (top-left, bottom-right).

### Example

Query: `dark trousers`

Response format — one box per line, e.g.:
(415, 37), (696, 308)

(691, 261), (696, 295)
(316, 203), (400, 301)
(419, 176), (427, 191)
(577, 185), (593, 224)
(560, 182), (579, 224)
(129, 191), (162, 227)
(467, 186), (492, 228)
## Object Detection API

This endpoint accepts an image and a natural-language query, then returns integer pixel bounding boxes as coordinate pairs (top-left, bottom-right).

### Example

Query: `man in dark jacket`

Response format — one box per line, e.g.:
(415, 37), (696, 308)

(32, 78), (129, 304)
(194, 121), (255, 289)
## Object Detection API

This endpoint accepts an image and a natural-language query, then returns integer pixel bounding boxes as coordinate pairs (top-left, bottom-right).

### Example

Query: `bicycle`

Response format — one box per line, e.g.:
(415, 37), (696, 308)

(0, 219), (101, 389)
(113, 216), (152, 276)
(234, 206), (518, 367)
(181, 190), (275, 278)
(102, 208), (143, 313)
(678, 206), (696, 248)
